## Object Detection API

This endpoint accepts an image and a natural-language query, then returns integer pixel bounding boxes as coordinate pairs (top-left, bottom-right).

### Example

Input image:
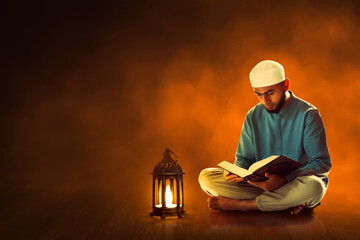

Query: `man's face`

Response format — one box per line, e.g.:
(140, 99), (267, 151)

(253, 81), (287, 113)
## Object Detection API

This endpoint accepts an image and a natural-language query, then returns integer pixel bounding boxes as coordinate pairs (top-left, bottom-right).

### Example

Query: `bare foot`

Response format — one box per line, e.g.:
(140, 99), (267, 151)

(207, 196), (258, 211)
(290, 205), (303, 215)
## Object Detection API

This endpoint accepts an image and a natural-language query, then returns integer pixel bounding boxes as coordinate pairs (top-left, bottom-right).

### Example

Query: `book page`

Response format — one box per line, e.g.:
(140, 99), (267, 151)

(248, 155), (279, 173)
(217, 161), (250, 178)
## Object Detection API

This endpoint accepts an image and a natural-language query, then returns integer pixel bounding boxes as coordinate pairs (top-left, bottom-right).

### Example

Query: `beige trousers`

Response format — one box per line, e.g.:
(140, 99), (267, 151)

(198, 168), (327, 211)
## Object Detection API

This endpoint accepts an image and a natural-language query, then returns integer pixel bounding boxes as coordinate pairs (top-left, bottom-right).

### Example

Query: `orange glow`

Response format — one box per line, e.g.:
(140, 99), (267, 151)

(156, 185), (177, 208)
(6, 1), (360, 214)
(165, 185), (176, 208)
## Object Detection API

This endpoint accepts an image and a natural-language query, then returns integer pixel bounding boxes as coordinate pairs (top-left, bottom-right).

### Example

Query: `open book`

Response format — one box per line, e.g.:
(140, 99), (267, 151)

(217, 155), (302, 182)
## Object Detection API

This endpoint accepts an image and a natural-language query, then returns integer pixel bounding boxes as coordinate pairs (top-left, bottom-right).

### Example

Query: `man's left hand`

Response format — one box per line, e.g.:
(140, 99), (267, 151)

(249, 173), (288, 192)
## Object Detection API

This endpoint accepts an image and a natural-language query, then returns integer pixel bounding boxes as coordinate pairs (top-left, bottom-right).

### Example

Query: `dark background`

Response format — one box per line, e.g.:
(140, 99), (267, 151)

(2, 0), (360, 227)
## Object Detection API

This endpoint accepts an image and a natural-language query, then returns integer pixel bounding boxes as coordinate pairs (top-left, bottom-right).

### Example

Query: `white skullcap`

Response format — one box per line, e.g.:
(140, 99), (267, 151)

(249, 60), (285, 88)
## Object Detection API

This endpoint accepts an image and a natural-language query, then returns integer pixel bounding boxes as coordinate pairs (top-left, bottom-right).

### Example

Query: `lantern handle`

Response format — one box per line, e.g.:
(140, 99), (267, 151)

(164, 148), (178, 162)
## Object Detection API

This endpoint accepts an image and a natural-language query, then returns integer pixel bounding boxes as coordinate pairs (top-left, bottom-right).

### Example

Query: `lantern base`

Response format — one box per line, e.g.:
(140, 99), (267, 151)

(150, 206), (186, 219)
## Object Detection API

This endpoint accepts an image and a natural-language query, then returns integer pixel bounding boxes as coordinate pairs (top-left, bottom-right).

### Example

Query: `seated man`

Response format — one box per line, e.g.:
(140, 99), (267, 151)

(198, 60), (332, 215)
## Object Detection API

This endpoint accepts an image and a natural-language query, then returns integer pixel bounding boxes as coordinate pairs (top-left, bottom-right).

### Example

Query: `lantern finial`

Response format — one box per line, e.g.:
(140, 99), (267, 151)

(153, 148), (183, 174)
(163, 148), (177, 162)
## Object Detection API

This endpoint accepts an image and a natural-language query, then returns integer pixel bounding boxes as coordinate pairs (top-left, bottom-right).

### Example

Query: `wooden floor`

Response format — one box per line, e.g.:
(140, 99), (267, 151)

(1, 188), (359, 240)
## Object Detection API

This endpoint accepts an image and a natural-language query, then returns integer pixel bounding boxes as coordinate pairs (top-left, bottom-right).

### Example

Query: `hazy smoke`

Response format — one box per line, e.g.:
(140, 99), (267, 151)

(3, 0), (360, 208)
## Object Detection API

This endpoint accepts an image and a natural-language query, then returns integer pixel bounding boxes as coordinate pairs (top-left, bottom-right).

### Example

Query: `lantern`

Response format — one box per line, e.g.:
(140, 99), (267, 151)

(150, 148), (186, 219)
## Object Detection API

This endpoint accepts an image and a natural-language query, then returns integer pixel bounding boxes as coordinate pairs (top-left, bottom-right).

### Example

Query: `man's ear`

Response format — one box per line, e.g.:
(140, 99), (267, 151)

(284, 78), (290, 91)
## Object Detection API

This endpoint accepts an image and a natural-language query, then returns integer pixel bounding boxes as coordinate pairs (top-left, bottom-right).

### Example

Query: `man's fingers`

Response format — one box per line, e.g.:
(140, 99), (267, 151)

(226, 175), (243, 182)
(228, 177), (241, 182)
(225, 174), (237, 180)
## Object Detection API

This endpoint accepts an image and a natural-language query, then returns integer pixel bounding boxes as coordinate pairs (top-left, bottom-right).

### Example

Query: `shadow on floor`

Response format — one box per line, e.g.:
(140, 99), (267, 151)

(208, 208), (316, 227)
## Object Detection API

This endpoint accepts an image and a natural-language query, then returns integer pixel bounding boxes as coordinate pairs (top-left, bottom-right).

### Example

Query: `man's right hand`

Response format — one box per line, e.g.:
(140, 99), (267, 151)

(223, 170), (244, 183)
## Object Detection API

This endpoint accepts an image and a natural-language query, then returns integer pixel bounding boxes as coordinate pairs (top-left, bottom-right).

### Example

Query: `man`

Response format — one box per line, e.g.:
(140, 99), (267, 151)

(198, 60), (331, 215)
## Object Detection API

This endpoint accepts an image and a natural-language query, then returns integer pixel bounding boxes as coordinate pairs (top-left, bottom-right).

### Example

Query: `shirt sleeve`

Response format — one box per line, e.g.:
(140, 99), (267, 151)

(234, 114), (255, 169)
(285, 109), (332, 182)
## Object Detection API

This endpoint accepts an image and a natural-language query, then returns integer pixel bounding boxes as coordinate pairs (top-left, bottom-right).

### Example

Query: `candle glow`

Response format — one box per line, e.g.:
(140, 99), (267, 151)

(155, 185), (177, 208)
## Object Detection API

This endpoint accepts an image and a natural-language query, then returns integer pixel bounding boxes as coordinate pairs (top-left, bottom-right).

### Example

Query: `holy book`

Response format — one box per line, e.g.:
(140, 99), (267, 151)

(217, 155), (302, 182)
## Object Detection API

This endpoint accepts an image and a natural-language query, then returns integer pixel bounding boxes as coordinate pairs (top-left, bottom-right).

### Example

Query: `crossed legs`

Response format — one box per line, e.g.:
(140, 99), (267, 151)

(199, 168), (326, 214)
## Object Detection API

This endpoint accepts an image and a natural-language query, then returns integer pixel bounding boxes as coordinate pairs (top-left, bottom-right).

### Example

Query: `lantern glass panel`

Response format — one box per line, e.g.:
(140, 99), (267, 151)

(179, 179), (183, 206)
(172, 179), (177, 205)
(155, 178), (160, 207)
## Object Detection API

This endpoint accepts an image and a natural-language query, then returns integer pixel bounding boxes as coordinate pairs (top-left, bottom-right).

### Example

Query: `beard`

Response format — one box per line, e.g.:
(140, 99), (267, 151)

(265, 92), (286, 114)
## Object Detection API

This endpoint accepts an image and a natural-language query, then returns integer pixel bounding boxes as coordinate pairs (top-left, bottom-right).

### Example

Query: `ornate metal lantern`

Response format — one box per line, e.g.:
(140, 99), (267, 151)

(150, 148), (186, 219)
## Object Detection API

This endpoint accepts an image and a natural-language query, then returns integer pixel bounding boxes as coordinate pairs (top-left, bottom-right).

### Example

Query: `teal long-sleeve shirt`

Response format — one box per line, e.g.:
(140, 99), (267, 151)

(235, 91), (332, 187)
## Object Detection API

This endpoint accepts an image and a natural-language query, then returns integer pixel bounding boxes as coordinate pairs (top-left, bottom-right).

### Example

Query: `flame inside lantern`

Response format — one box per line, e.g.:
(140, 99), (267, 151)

(165, 185), (173, 207)
(156, 184), (177, 208)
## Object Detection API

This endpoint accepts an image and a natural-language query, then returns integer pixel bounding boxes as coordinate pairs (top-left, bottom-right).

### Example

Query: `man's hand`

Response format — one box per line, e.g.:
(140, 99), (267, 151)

(223, 170), (244, 183)
(249, 173), (287, 191)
